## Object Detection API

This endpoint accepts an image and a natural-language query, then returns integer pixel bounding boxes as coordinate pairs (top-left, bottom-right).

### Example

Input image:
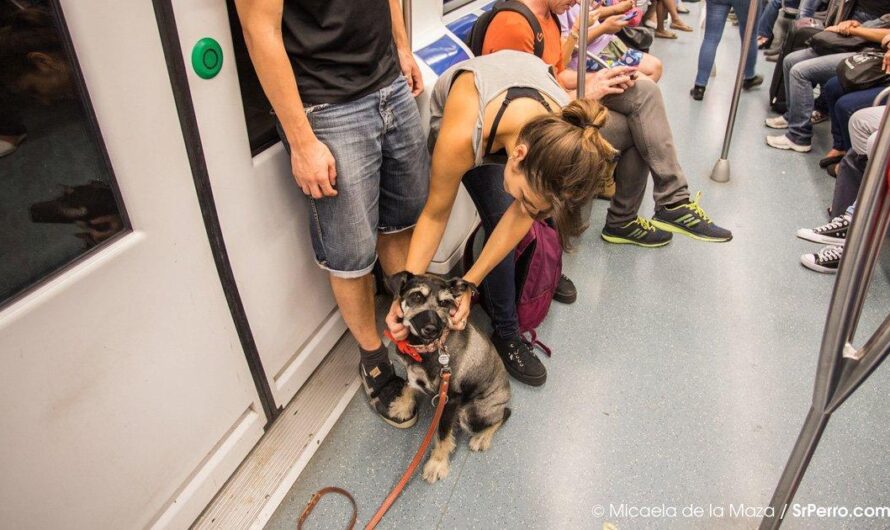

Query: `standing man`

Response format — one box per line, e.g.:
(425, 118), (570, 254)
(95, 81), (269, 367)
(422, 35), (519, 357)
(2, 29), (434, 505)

(236, 0), (429, 428)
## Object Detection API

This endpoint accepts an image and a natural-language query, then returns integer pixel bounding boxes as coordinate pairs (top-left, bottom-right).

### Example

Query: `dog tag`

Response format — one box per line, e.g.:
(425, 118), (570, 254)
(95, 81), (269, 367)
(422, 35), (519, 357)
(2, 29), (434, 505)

(438, 353), (449, 366)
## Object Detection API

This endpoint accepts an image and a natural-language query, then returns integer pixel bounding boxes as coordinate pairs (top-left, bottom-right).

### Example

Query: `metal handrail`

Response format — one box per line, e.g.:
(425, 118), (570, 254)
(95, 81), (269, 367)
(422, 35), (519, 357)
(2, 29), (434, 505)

(759, 108), (890, 530)
(709, 0), (760, 182)
(403, 0), (412, 48)
(577, 0), (591, 97)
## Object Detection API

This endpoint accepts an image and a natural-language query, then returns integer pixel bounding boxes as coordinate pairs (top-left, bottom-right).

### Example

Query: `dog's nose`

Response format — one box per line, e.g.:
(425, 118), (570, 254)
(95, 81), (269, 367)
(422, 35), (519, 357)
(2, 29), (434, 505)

(421, 323), (439, 338)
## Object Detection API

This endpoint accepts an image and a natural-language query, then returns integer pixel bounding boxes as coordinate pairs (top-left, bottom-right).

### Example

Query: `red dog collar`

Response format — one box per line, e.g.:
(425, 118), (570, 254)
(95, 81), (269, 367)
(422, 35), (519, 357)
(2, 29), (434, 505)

(384, 329), (450, 363)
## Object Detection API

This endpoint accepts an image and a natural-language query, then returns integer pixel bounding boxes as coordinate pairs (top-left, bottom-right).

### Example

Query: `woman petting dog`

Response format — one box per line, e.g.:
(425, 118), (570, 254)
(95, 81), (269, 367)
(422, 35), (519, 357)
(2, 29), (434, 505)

(385, 50), (620, 387)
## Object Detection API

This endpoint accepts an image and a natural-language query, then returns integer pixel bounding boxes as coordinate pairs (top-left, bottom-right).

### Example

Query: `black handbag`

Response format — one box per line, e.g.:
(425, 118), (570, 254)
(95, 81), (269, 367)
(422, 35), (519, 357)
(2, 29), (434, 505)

(837, 50), (890, 91)
(808, 30), (875, 55)
(617, 27), (653, 53)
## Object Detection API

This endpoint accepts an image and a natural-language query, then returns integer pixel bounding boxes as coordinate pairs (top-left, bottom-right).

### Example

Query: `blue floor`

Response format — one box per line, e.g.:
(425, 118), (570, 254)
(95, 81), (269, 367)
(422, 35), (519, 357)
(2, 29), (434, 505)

(267, 8), (890, 529)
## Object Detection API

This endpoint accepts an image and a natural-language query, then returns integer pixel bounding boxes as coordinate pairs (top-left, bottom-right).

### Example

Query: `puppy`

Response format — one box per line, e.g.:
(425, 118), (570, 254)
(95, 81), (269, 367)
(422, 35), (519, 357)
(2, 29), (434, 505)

(388, 272), (511, 484)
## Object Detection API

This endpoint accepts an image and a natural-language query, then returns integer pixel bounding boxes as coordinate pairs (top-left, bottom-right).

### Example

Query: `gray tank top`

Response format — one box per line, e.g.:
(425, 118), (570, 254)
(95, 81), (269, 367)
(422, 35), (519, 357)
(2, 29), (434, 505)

(428, 50), (570, 166)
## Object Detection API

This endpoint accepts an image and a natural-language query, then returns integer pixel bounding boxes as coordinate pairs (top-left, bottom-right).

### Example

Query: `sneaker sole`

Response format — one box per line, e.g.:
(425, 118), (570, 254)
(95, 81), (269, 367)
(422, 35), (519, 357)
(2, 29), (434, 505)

(800, 255), (838, 274)
(553, 291), (577, 304)
(649, 219), (733, 242)
(764, 120), (788, 129)
(502, 362), (547, 387)
(765, 137), (811, 152)
(795, 230), (846, 246)
(600, 232), (672, 248)
(359, 365), (418, 429)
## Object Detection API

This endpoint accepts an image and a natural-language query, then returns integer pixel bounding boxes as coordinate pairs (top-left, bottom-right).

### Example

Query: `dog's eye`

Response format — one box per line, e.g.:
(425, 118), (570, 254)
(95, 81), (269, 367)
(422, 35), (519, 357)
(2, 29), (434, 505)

(408, 292), (425, 305)
(438, 298), (453, 307)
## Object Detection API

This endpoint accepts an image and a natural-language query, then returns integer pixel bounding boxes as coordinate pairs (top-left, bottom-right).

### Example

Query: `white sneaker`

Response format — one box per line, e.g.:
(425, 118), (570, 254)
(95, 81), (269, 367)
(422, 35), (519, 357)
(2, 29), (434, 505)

(801, 245), (843, 274)
(766, 134), (812, 152)
(765, 115), (789, 129)
(796, 214), (851, 245)
(0, 134), (26, 158)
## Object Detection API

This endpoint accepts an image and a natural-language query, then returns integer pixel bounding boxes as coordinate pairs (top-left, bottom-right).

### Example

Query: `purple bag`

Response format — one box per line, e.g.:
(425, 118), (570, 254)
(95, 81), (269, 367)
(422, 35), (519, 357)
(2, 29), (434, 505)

(513, 220), (562, 356)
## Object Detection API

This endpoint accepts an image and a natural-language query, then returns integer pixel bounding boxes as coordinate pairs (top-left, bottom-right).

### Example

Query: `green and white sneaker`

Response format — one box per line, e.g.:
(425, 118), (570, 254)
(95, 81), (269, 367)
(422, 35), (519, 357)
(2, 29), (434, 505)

(652, 192), (733, 242)
(601, 216), (673, 247)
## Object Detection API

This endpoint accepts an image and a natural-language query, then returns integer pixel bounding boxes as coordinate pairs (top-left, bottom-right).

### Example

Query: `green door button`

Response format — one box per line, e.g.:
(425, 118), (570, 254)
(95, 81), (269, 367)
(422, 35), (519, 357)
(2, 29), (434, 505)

(192, 38), (223, 79)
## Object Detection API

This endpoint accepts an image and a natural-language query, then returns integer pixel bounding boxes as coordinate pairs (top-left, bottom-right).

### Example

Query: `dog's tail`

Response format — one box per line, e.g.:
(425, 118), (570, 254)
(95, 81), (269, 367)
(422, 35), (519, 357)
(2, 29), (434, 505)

(502, 407), (512, 424)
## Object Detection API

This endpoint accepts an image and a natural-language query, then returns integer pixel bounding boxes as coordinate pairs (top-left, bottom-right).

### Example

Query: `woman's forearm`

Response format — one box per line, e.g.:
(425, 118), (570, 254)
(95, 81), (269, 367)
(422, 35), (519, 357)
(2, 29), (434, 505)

(405, 207), (453, 274)
(463, 202), (535, 285)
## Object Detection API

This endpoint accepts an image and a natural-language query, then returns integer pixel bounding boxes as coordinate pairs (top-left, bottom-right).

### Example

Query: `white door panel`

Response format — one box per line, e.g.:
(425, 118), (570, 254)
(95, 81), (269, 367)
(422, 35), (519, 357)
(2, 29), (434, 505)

(0, 1), (264, 528)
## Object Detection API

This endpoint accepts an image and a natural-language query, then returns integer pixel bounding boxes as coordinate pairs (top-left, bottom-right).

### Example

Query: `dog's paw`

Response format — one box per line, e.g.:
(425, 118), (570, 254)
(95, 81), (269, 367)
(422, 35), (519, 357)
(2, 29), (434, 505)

(422, 457), (450, 483)
(469, 432), (493, 452)
(388, 389), (416, 421)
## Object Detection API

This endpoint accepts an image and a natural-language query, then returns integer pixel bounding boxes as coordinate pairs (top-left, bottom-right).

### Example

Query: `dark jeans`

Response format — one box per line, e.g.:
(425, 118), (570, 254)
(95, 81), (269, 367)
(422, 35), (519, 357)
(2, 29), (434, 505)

(831, 151), (868, 217)
(757, 0), (799, 39)
(822, 76), (887, 151)
(461, 164), (519, 340)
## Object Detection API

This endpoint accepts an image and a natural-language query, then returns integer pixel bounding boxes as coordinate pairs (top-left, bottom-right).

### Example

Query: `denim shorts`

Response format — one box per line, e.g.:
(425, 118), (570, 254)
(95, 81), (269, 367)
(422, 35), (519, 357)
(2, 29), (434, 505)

(278, 77), (430, 278)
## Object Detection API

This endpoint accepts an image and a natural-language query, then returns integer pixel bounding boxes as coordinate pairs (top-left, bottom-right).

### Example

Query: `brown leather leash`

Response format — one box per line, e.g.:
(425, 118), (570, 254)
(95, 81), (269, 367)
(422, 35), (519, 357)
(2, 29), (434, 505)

(297, 368), (452, 530)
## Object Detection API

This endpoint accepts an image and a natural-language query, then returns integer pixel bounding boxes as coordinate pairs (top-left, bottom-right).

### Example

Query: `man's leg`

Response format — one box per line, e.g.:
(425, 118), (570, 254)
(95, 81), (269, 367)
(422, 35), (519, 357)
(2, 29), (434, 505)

(331, 275), (380, 350)
(784, 53), (854, 145)
(782, 48), (819, 119)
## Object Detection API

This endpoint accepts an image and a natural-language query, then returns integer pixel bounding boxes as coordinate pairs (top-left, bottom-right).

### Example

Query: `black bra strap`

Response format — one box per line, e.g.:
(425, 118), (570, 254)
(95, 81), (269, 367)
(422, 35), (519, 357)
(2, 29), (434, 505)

(483, 87), (554, 158)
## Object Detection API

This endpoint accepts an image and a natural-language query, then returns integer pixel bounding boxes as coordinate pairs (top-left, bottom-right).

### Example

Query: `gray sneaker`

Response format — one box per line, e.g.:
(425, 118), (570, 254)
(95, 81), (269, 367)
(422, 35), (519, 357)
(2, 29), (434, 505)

(652, 192), (733, 242)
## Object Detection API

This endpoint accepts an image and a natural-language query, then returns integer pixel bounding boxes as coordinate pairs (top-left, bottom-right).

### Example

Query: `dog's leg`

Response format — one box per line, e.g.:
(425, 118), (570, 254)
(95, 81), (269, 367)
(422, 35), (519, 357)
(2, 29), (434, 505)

(422, 400), (459, 484)
(468, 410), (508, 452)
(387, 385), (416, 422)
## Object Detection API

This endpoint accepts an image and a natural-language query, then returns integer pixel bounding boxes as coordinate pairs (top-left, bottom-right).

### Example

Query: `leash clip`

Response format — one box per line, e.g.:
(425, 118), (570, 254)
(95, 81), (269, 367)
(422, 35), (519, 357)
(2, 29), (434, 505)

(431, 392), (449, 407)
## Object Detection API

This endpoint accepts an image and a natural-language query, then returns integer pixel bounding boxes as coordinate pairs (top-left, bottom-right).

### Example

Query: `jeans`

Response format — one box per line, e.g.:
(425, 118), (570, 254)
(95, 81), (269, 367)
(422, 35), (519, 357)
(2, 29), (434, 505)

(782, 49), (854, 145)
(460, 164), (520, 340)
(695, 0), (759, 87)
(757, 0), (799, 39)
(277, 77), (429, 277)
(831, 151), (867, 217)
(600, 77), (690, 226)
(823, 77), (886, 151)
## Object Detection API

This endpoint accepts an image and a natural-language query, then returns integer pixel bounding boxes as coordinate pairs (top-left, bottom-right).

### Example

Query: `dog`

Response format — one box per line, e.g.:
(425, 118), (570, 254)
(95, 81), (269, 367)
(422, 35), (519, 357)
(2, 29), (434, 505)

(388, 271), (511, 484)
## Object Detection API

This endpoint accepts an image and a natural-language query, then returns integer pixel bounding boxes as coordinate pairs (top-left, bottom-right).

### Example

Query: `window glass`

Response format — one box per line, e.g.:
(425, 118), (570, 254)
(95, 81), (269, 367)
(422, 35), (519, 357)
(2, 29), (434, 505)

(445, 0), (476, 13)
(0, 2), (127, 304)
(226, 0), (278, 155)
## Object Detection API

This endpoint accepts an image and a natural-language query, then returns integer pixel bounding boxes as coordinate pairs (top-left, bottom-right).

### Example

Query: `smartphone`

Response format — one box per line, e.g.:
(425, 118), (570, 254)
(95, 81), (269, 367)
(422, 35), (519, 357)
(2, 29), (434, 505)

(622, 11), (636, 21)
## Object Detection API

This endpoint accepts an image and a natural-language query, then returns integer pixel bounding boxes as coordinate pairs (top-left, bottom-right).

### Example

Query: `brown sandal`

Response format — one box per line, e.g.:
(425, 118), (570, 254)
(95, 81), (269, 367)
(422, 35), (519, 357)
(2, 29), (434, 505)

(670, 21), (693, 32)
(655, 29), (678, 39)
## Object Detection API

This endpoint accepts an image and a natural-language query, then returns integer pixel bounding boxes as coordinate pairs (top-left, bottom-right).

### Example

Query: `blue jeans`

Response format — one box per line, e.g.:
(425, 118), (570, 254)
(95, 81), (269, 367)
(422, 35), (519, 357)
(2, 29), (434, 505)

(695, 0), (759, 87)
(823, 77), (886, 151)
(277, 77), (429, 277)
(461, 164), (520, 340)
(782, 48), (854, 145)
(757, 0), (799, 39)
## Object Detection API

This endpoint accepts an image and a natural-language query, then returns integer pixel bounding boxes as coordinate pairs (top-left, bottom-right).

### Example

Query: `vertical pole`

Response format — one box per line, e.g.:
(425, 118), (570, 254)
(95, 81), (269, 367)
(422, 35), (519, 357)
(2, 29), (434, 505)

(403, 0), (412, 48)
(577, 0), (591, 97)
(709, 0), (759, 183)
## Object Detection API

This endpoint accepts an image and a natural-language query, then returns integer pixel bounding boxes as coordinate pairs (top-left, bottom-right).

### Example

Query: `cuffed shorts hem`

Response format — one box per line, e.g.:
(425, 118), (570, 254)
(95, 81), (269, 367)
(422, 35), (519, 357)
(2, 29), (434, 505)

(378, 223), (417, 235)
(316, 259), (377, 279)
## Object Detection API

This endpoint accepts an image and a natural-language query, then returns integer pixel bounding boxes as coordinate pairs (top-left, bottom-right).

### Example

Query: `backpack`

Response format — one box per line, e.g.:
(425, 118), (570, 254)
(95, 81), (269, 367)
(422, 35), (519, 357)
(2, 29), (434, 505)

(463, 220), (562, 356)
(465, 0), (560, 58)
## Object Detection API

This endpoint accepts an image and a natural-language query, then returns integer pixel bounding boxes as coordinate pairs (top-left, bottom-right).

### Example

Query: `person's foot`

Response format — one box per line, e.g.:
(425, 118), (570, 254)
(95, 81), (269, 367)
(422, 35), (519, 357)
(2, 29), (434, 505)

(0, 134), (26, 158)
(801, 245), (843, 274)
(827, 163), (840, 178)
(765, 115), (789, 129)
(553, 273), (577, 304)
(677, 5), (690, 13)
(360, 359), (417, 429)
(644, 18), (658, 29)
(655, 29), (678, 39)
(690, 85), (705, 100)
(601, 216), (673, 247)
(766, 134), (812, 152)
(651, 192), (733, 242)
(811, 110), (829, 124)
(491, 334), (546, 386)
(796, 214), (850, 245)
(742, 74), (763, 89)
(757, 35), (770, 48)
(819, 150), (845, 167)
(671, 21), (693, 32)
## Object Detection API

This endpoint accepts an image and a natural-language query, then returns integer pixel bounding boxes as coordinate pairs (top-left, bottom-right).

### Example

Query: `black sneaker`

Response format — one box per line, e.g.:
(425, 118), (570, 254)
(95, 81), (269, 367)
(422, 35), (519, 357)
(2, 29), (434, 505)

(359, 360), (417, 429)
(690, 85), (705, 101)
(553, 274), (577, 304)
(801, 245), (843, 274)
(491, 334), (546, 387)
(796, 214), (850, 245)
(743, 74), (764, 90)
(601, 216), (673, 247)
(652, 192), (733, 242)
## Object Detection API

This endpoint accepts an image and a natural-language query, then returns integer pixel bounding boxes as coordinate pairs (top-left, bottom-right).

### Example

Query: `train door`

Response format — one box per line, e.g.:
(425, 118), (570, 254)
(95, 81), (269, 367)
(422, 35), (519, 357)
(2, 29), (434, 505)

(0, 1), (265, 528)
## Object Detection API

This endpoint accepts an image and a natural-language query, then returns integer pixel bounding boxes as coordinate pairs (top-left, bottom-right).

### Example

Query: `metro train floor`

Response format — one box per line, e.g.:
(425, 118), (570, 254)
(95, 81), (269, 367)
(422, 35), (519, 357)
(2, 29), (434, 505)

(266, 9), (890, 530)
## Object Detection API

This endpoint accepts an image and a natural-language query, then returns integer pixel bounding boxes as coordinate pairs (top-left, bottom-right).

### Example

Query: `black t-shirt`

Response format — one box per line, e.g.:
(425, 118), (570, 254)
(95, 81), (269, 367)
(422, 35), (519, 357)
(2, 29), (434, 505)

(855, 0), (890, 19)
(281, 0), (401, 105)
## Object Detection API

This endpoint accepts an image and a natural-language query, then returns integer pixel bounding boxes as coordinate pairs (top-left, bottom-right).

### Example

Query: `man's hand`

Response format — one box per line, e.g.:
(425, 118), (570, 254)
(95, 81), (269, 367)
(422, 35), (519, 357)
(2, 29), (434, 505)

(585, 66), (636, 100)
(883, 48), (890, 74)
(448, 291), (471, 331)
(398, 48), (424, 96)
(291, 138), (337, 199)
(600, 14), (630, 34)
(882, 33), (890, 49)
(615, 0), (635, 13)
(385, 299), (409, 341)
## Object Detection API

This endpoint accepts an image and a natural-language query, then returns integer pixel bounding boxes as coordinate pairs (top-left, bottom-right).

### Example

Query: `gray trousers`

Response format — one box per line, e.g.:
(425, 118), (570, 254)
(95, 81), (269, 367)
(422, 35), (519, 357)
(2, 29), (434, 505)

(599, 77), (690, 227)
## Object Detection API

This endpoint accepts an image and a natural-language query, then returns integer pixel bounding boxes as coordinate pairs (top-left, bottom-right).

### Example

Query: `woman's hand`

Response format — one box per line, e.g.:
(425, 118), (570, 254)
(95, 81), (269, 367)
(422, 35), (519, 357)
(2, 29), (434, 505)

(584, 66), (636, 100)
(883, 48), (890, 74)
(448, 291), (472, 331)
(385, 299), (409, 341)
(600, 14), (630, 35)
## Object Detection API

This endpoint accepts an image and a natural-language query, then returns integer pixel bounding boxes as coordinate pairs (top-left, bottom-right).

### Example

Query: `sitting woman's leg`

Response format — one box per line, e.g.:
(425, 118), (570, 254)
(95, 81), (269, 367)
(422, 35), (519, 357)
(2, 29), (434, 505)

(638, 53), (663, 82)
(823, 76), (848, 158)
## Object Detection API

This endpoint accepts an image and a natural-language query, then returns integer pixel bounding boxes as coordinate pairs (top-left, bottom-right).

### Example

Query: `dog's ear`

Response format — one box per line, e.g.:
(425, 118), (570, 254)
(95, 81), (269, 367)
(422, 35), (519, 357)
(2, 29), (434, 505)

(447, 277), (473, 298)
(387, 271), (413, 298)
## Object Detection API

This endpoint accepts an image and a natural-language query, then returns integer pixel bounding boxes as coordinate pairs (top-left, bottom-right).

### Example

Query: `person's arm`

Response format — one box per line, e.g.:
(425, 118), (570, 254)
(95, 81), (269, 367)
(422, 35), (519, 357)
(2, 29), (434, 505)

(389, 0), (423, 95)
(848, 26), (890, 43)
(235, 0), (337, 199)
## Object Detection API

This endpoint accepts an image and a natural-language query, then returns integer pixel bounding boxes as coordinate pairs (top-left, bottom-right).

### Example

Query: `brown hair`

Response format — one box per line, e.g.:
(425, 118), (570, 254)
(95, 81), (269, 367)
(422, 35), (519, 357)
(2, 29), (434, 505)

(515, 98), (618, 250)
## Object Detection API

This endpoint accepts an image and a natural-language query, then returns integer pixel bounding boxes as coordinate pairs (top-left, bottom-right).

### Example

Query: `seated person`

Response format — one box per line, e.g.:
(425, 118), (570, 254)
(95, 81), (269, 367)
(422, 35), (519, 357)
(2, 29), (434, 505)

(757, 0), (801, 49)
(386, 51), (622, 386)
(559, 2), (664, 82)
(766, 16), (890, 152)
(482, 0), (733, 246)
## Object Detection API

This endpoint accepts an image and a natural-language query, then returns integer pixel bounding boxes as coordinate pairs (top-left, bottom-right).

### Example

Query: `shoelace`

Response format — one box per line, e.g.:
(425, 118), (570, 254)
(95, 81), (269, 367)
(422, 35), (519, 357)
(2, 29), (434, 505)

(815, 215), (851, 234)
(507, 351), (525, 368)
(636, 216), (655, 231)
(681, 191), (712, 223)
(817, 245), (844, 262)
